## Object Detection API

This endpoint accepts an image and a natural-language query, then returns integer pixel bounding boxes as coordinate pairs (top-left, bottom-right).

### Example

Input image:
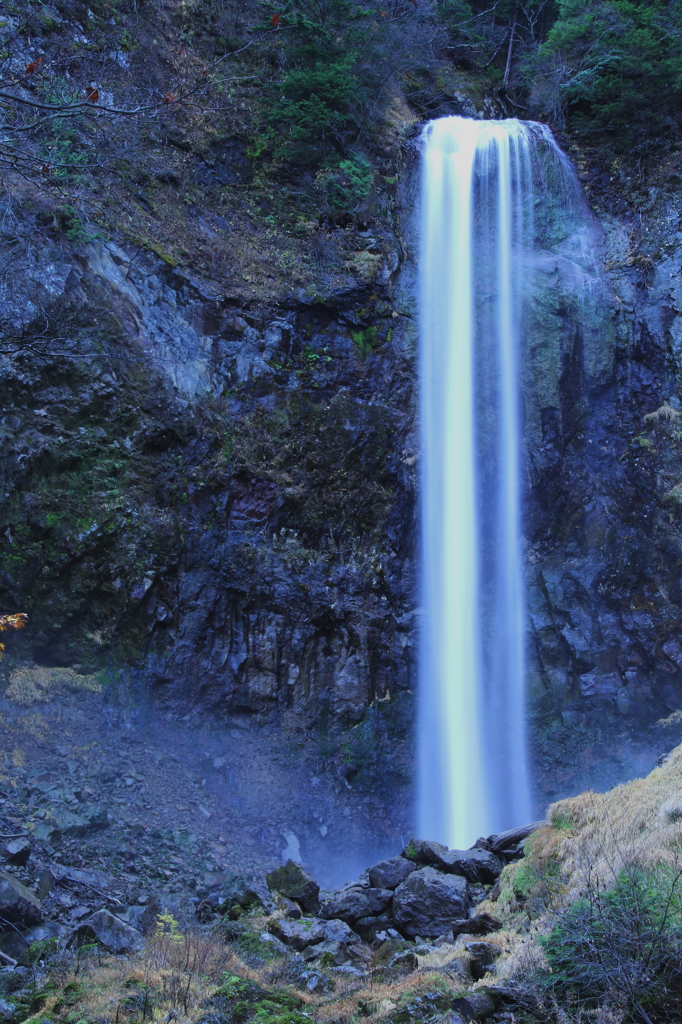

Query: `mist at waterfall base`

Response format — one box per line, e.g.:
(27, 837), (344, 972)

(418, 116), (596, 849)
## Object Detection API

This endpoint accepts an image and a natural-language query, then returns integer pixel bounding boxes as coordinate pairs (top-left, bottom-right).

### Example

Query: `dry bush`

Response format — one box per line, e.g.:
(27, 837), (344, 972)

(5, 666), (102, 706)
(643, 404), (681, 424)
(35, 917), (240, 1024)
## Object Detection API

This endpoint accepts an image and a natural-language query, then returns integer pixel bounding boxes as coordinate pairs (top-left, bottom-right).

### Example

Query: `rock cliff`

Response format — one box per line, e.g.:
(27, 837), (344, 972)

(2, 0), (682, 823)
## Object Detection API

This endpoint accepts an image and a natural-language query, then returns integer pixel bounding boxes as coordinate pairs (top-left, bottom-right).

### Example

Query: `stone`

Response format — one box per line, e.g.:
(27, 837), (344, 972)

(70, 909), (144, 953)
(319, 887), (392, 923)
(388, 949), (417, 970)
(50, 807), (110, 839)
(0, 969), (28, 997)
(451, 991), (497, 1020)
(0, 999), (14, 1021)
(321, 918), (355, 945)
(353, 913), (395, 941)
(266, 860), (320, 914)
(278, 897), (301, 919)
(465, 941), (502, 980)
(401, 839), (448, 864)
(68, 907), (91, 921)
(451, 913), (503, 938)
(392, 867), (468, 938)
(0, 872), (42, 925)
(301, 940), (344, 964)
(36, 871), (56, 900)
(435, 849), (503, 884)
(0, 841), (30, 867)
(268, 918), (326, 951)
(220, 874), (275, 914)
(258, 932), (288, 954)
(368, 857), (417, 889)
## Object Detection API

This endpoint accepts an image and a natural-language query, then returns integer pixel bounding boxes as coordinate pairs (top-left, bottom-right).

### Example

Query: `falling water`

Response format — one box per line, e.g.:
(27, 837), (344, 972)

(418, 116), (546, 848)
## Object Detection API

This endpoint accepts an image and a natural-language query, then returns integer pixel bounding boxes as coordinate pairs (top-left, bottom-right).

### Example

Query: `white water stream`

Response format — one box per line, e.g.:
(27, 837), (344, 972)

(418, 117), (536, 847)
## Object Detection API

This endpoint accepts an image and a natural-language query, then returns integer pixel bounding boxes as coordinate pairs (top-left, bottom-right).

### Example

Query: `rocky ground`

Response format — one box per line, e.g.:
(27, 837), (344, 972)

(0, 728), (537, 1024)
(0, 666), (409, 918)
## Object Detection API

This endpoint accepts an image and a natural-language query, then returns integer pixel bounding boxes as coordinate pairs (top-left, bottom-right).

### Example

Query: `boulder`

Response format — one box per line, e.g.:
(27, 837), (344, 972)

(388, 949), (418, 970)
(258, 932), (288, 955)
(322, 918), (356, 945)
(268, 918), (326, 951)
(451, 990), (497, 1020)
(301, 940), (346, 965)
(51, 806), (109, 839)
(452, 913), (502, 938)
(320, 885), (392, 923)
(368, 857), (417, 890)
(220, 874), (275, 914)
(266, 860), (320, 914)
(0, 872), (42, 925)
(278, 897), (301, 919)
(465, 941), (501, 980)
(0, 970), (28, 997)
(392, 867), (468, 938)
(401, 839), (448, 864)
(0, 842), (30, 868)
(70, 909), (144, 953)
(0, 999), (14, 1021)
(436, 849), (503, 884)
(353, 913), (395, 941)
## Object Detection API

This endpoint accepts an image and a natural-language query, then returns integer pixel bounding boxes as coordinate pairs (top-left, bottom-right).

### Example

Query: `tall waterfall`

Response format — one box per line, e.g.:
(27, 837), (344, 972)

(418, 117), (538, 848)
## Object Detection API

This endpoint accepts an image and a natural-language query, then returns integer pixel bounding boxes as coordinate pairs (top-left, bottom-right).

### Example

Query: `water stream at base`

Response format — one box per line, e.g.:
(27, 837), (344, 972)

(418, 116), (570, 848)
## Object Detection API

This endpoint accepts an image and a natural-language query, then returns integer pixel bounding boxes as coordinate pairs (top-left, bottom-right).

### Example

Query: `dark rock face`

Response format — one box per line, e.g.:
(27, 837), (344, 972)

(392, 866), (469, 938)
(266, 860), (320, 914)
(0, 197), (418, 814)
(3, 114), (682, 825)
(522, 171), (682, 802)
(368, 856), (417, 889)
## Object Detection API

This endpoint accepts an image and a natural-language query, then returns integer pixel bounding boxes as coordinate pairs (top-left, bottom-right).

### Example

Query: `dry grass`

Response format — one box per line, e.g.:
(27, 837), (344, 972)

(27, 920), (237, 1024)
(644, 403), (681, 424)
(5, 666), (102, 706)
(544, 744), (682, 892)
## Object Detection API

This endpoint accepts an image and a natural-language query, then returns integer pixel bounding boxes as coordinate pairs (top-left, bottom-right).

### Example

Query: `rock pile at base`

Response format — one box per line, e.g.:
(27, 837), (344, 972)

(264, 824), (543, 949)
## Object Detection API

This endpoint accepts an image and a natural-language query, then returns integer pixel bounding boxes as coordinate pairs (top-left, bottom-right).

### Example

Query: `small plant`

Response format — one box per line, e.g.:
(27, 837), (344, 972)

(351, 326), (377, 358)
(322, 155), (373, 213)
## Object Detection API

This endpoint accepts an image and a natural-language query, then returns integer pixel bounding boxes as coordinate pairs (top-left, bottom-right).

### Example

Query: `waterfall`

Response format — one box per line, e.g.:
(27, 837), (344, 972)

(418, 116), (539, 848)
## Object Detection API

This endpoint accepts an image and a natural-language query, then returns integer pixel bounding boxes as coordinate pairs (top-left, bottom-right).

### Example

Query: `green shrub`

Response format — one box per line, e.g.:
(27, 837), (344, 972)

(539, 865), (682, 1019)
(528, 0), (682, 150)
(259, 0), (433, 161)
(322, 155), (373, 213)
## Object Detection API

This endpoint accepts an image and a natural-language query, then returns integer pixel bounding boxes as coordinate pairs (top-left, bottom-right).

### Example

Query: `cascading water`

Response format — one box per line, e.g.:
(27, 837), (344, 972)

(418, 116), (587, 849)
